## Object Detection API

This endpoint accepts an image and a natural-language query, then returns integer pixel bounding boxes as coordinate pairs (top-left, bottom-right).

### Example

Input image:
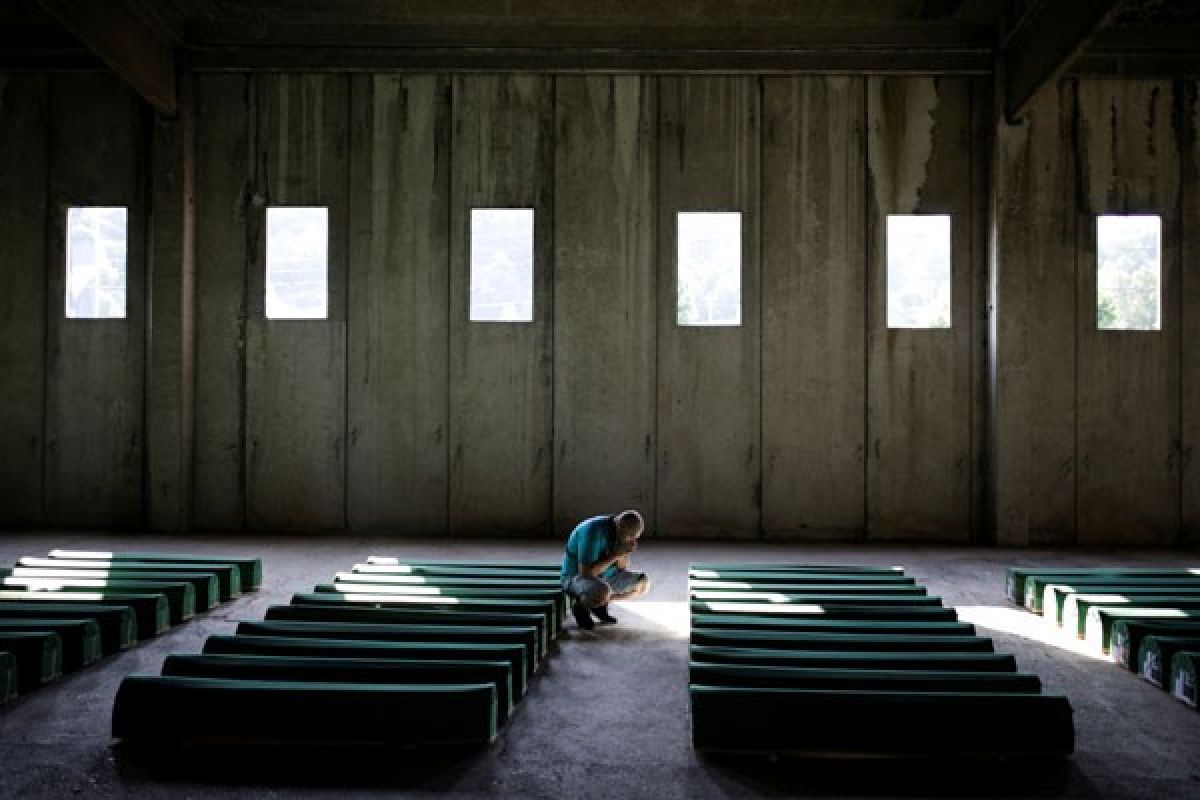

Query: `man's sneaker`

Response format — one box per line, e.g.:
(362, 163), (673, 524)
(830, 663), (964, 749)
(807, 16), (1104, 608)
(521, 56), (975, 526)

(571, 601), (595, 630)
(591, 605), (618, 625)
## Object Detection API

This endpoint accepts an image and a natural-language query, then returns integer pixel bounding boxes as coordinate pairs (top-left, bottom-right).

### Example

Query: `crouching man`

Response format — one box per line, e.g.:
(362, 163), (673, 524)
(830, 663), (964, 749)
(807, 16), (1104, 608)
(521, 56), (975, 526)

(561, 509), (651, 630)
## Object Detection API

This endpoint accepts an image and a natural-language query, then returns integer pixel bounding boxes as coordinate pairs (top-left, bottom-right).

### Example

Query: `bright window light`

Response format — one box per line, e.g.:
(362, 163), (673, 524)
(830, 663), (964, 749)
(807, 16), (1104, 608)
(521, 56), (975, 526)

(66, 207), (127, 319)
(470, 208), (534, 322)
(886, 214), (951, 329)
(1097, 214), (1161, 331)
(677, 211), (741, 326)
(266, 206), (328, 320)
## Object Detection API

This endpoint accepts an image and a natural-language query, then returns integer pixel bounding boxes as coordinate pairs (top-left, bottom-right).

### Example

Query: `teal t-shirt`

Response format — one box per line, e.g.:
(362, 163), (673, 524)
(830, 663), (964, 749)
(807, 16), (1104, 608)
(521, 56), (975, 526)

(561, 515), (618, 584)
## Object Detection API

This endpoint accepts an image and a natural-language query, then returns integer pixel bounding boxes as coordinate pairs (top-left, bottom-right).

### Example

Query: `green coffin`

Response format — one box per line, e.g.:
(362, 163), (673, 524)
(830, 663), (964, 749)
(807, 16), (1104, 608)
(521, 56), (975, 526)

(0, 593), (166, 639)
(0, 580), (193, 625)
(1137, 635), (1200, 688)
(688, 663), (1042, 693)
(689, 601), (957, 621)
(161, 653), (516, 723)
(1066, 597), (1200, 638)
(293, 593), (559, 633)
(690, 686), (1073, 757)
(4, 569), (220, 611)
(234, 621), (540, 674)
(0, 602), (136, 652)
(689, 630), (993, 653)
(317, 583), (566, 616)
(1110, 619), (1200, 669)
(1005, 567), (1200, 606)
(691, 564), (905, 574)
(0, 619), (102, 670)
(49, 550), (262, 590)
(264, 604), (551, 654)
(690, 646), (1018, 672)
(365, 557), (559, 573)
(20, 558), (241, 600)
(689, 614), (974, 636)
(688, 571), (916, 585)
(1084, 608), (1200, 653)
(1025, 576), (1200, 614)
(202, 634), (530, 696)
(112, 676), (496, 746)
(0, 632), (62, 692)
(688, 592), (943, 606)
(0, 651), (15, 704)
(338, 572), (562, 588)
(688, 583), (928, 596)
(1054, 588), (1200, 627)
(1169, 651), (1198, 709)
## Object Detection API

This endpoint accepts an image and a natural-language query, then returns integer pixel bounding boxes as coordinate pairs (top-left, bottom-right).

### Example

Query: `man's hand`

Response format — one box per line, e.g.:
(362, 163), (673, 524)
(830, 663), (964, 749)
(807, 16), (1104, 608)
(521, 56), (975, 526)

(613, 538), (637, 556)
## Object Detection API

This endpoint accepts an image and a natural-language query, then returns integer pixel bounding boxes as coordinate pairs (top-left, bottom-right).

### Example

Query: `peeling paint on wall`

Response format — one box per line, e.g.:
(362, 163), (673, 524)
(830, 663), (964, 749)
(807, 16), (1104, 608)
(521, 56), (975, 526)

(867, 77), (939, 213)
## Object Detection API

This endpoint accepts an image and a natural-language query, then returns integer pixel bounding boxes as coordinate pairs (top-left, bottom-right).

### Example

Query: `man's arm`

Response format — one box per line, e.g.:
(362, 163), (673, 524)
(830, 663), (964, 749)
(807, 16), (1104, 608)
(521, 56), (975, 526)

(581, 553), (623, 578)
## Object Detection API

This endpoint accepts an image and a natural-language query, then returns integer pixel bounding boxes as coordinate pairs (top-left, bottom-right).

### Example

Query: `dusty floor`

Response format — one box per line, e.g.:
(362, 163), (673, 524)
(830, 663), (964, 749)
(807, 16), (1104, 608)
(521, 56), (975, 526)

(0, 533), (1198, 799)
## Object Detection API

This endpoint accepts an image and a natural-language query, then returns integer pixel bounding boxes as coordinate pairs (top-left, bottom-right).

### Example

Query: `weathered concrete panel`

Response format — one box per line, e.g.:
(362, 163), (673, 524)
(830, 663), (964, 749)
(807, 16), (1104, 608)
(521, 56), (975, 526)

(657, 76), (761, 537)
(245, 74), (348, 530)
(346, 75), (451, 532)
(44, 75), (145, 527)
(761, 76), (866, 539)
(865, 76), (978, 541)
(991, 83), (1079, 546)
(1185, 81), (1200, 545)
(146, 83), (195, 532)
(0, 76), (47, 527)
(192, 74), (252, 531)
(448, 75), (554, 535)
(1075, 80), (1181, 545)
(552, 76), (657, 535)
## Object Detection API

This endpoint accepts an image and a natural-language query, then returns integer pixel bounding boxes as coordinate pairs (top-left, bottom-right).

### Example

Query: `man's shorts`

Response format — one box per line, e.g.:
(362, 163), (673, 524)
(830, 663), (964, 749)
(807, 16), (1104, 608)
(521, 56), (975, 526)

(564, 568), (647, 608)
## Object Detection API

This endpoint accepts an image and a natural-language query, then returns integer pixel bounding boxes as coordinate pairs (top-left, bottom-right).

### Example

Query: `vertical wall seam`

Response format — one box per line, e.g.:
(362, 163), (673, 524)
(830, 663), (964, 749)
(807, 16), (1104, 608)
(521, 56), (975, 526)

(862, 78), (871, 542)
(343, 75), (353, 532)
(547, 74), (556, 537)
(757, 75), (765, 539)
(1071, 80), (1081, 546)
(40, 76), (52, 527)
(445, 77), (454, 538)
(140, 98), (152, 531)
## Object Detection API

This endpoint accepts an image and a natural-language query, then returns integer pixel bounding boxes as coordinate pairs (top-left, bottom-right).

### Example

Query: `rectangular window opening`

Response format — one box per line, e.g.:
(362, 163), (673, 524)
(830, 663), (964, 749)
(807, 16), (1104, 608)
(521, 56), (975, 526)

(677, 211), (741, 326)
(470, 208), (534, 322)
(887, 214), (952, 329)
(266, 206), (329, 320)
(66, 206), (127, 319)
(1097, 214), (1161, 331)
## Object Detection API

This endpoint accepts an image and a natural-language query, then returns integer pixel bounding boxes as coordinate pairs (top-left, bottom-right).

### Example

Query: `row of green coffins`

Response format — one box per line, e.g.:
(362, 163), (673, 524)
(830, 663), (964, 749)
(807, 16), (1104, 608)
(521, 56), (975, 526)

(689, 564), (1075, 757)
(1007, 566), (1200, 710)
(112, 559), (566, 748)
(0, 551), (260, 704)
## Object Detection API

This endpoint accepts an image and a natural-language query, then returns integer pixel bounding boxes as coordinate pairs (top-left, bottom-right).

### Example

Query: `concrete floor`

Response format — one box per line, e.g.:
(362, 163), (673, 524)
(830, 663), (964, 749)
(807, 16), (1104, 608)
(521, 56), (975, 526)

(0, 533), (1198, 799)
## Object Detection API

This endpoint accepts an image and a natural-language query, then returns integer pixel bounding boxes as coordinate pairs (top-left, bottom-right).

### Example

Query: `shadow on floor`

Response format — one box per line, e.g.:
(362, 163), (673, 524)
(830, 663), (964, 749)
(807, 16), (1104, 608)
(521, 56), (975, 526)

(697, 752), (1097, 798)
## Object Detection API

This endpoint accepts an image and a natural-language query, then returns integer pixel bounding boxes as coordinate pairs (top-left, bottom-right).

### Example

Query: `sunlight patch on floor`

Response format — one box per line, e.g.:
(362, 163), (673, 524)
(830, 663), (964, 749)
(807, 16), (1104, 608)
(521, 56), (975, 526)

(612, 601), (691, 638)
(956, 605), (1109, 661)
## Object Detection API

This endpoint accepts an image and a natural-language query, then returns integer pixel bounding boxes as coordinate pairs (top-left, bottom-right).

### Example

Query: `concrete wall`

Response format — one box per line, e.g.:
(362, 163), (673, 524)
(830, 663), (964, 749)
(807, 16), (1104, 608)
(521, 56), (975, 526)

(3, 71), (1192, 543)
(992, 78), (1199, 546)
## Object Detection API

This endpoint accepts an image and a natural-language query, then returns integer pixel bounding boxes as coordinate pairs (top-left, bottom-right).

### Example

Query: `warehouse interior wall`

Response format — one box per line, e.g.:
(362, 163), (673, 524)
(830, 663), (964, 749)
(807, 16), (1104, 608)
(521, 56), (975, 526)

(0, 71), (1195, 543)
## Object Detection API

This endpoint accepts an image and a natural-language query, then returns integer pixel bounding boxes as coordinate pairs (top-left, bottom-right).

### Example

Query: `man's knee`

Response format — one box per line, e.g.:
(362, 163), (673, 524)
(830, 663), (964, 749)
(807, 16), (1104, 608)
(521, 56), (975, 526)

(570, 578), (612, 608)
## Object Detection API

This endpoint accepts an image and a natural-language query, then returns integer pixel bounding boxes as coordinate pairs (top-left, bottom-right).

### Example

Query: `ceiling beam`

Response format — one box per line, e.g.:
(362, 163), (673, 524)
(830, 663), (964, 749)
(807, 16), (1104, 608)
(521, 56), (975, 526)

(1000, 0), (1123, 122)
(35, 0), (177, 115)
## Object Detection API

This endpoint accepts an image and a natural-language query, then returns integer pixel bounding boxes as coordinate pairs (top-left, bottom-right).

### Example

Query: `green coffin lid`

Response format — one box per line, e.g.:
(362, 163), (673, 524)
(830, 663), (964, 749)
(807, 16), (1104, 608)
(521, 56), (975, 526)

(19, 558), (240, 599)
(1137, 635), (1200, 688)
(1025, 576), (1200, 613)
(689, 615), (975, 636)
(689, 592), (943, 606)
(1086, 608), (1200, 653)
(1110, 619), (1200, 669)
(48, 551), (262, 590)
(365, 557), (559, 572)
(292, 593), (560, 632)
(1066, 597), (1200, 638)
(688, 582), (929, 595)
(161, 653), (516, 723)
(1005, 567), (1200, 605)
(4, 569), (220, 611)
(689, 630), (994, 653)
(234, 621), (540, 672)
(689, 574), (917, 586)
(0, 651), (15, 704)
(0, 580), (193, 625)
(691, 564), (905, 574)
(0, 619), (102, 670)
(337, 572), (562, 588)
(0, 593), (167, 639)
(690, 645), (1018, 672)
(202, 634), (530, 696)
(264, 604), (551, 654)
(688, 663), (1042, 693)
(112, 675), (496, 746)
(1169, 651), (1199, 709)
(0, 602), (136, 652)
(689, 601), (957, 621)
(1054, 587), (1200, 626)
(0, 632), (62, 692)
(690, 686), (1073, 757)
